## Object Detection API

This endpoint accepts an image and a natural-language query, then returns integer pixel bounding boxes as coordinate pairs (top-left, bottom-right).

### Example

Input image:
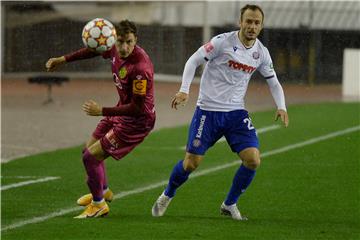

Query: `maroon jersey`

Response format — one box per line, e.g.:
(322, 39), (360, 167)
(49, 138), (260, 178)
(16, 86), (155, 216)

(64, 45), (155, 135)
(101, 45), (155, 122)
(64, 45), (155, 158)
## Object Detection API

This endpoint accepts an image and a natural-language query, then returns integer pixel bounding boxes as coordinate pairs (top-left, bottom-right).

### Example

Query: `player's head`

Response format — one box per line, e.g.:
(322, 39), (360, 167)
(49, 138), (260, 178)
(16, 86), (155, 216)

(239, 4), (264, 41)
(115, 20), (137, 58)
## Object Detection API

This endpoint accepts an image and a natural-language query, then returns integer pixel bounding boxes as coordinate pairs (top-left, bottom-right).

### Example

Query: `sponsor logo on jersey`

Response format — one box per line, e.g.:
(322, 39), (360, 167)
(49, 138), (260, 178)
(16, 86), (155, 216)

(196, 115), (206, 138)
(112, 73), (122, 89)
(233, 46), (238, 52)
(228, 60), (256, 73)
(133, 79), (147, 95)
(119, 67), (127, 79)
(203, 42), (214, 53)
(252, 51), (260, 59)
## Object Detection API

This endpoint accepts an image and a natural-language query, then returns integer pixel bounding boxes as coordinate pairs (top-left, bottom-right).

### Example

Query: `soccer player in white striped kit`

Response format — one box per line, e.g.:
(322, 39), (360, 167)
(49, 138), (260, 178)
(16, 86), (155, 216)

(152, 4), (289, 220)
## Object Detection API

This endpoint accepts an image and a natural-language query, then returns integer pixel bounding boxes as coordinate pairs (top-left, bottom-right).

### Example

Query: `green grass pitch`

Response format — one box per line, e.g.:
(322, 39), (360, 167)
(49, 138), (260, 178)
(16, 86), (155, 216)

(1, 102), (359, 240)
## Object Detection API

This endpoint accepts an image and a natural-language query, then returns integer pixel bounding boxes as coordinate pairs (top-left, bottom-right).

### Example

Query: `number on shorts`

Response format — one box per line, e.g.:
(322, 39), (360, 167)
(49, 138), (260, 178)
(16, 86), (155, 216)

(243, 118), (254, 130)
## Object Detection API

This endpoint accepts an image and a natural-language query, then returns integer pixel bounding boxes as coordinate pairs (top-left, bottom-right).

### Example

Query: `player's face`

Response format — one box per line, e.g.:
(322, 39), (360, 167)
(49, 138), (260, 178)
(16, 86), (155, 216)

(116, 33), (137, 58)
(239, 9), (263, 41)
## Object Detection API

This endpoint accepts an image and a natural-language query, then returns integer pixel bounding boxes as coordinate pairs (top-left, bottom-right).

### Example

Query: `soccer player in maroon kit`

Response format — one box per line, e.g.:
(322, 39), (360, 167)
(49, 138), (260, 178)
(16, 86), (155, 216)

(45, 20), (155, 218)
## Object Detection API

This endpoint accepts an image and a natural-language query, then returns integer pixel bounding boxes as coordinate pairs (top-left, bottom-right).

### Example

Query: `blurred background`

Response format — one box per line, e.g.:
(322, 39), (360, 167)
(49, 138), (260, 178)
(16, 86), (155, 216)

(1, 1), (360, 161)
(2, 1), (360, 82)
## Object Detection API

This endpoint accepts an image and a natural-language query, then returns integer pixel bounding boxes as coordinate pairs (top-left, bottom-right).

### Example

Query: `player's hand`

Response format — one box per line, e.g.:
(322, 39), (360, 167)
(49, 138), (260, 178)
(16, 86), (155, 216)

(275, 109), (289, 127)
(45, 56), (66, 72)
(171, 92), (189, 110)
(82, 100), (102, 116)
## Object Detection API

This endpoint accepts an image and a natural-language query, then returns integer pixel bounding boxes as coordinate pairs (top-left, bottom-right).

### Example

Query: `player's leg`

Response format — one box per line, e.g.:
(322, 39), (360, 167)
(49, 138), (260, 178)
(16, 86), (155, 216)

(77, 120), (113, 206)
(77, 117), (154, 218)
(222, 111), (259, 220)
(86, 137), (111, 196)
(225, 147), (260, 205)
(85, 136), (109, 191)
(82, 126), (146, 200)
(152, 107), (221, 217)
(89, 119), (113, 192)
(221, 147), (259, 220)
(152, 152), (203, 217)
(165, 107), (219, 197)
(77, 136), (114, 206)
(75, 140), (110, 218)
(164, 152), (203, 197)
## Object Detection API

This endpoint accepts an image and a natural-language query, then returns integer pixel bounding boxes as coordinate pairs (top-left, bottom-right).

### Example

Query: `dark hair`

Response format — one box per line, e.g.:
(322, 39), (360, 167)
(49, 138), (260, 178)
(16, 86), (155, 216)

(116, 20), (137, 37)
(240, 4), (264, 23)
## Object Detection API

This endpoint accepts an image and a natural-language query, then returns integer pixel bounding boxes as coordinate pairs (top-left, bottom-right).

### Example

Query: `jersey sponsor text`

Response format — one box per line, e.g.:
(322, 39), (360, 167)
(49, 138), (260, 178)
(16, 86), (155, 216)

(228, 60), (256, 73)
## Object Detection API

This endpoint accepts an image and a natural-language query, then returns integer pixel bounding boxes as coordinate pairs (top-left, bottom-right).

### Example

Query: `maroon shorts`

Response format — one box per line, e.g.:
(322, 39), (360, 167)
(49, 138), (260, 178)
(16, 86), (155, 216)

(92, 115), (155, 160)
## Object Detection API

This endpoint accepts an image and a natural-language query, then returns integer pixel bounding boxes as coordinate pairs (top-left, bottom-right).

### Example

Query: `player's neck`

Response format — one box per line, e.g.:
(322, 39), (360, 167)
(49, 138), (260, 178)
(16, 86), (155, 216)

(238, 31), (256, 48)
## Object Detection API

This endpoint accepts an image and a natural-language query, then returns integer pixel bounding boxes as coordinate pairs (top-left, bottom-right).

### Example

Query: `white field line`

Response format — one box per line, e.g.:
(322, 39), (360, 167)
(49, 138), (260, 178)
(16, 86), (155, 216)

(256, 124), (281, 133)
(0, 177), (61, 191)
(2, 154), (36, 164)
(1, 144), (39, 151)
(1, 145), (41, 163)
(1, 125), (359, 232)
(1, 176), (43, 179)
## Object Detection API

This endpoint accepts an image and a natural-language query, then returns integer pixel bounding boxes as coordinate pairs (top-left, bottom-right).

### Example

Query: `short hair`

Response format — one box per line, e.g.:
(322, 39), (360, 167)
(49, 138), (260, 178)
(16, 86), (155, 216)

(240, 4), (264, 23)
(116, 20), (137, 37)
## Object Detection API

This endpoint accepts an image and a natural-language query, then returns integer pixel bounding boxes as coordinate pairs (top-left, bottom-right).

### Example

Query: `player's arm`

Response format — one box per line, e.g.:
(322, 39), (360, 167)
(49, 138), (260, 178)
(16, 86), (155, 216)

(171, 50), (206, 109)
(259, 48), (289, 127)
(83, 77), (147, 117)
(172, 35), (223, 109)
(82, 96), (145, 117)
(266, 76), (289, 127)
(45, 48), (99, 72)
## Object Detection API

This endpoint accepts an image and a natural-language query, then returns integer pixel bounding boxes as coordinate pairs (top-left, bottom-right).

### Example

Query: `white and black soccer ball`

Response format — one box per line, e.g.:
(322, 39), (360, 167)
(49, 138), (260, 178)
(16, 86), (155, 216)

(82, 18), (117, 53)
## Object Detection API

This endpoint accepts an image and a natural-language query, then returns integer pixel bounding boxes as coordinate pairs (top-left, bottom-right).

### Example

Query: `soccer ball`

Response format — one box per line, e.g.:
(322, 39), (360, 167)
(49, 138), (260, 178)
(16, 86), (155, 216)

(82, 18), (117, 53)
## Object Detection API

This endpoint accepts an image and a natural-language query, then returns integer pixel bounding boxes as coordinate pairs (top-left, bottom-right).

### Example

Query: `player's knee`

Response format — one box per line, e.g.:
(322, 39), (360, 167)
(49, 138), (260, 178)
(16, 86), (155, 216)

(239, 148), (260, 170)
(183, 153), (203, 172)
(183, 157), (201, 172)
(183, 160), (198, 172)
(243, 157), (260, 170)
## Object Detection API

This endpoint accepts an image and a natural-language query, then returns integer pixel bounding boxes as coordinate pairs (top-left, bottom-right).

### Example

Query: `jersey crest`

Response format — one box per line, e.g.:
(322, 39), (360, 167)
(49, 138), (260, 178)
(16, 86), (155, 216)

(119, 67), (127, 79)
(252, 51), (260, 59)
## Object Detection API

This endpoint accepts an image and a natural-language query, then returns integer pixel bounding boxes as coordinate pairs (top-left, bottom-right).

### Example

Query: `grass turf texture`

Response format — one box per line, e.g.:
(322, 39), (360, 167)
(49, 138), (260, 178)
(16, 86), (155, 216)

(2, 102), (359, 240)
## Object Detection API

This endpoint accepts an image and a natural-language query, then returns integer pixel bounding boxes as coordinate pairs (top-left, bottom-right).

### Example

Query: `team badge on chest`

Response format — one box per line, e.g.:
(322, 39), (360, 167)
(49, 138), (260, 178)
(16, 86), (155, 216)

(119, 67), (127, 79)
(252, 52), (260, 59)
